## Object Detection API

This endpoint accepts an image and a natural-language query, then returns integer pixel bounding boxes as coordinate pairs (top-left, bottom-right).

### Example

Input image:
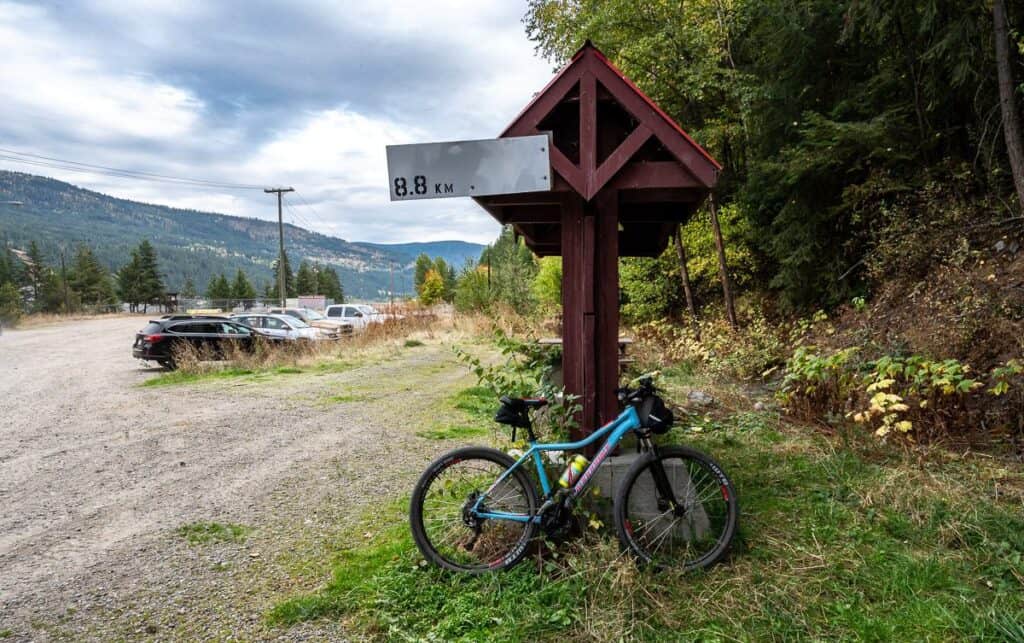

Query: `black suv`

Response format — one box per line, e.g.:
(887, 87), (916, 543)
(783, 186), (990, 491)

(133, 315), (281, 369)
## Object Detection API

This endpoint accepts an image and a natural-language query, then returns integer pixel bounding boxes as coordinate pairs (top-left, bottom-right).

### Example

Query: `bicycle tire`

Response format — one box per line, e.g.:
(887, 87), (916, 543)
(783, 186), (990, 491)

(410, 446), (538, 573)
(614, 445), (738, 571)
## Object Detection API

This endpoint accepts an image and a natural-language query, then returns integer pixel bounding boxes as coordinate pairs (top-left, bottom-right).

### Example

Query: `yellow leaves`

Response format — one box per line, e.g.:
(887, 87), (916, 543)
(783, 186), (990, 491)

(866, 378), (895, 393)
(895, 420), (913, 433)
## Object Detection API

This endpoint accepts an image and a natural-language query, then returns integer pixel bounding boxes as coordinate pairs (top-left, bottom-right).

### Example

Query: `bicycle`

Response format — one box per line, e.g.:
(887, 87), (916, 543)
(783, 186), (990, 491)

(410, 376), (738, 573)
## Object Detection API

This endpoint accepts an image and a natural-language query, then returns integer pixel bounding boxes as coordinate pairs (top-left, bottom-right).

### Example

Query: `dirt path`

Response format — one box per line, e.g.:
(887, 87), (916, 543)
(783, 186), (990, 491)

(0, 316), (478, 640)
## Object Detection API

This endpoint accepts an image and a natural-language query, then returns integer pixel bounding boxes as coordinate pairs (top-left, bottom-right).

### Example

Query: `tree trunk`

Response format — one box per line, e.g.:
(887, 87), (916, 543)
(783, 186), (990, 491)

(708, 194), (738, 330)
(994, 0), (1024, 211)
(674, 225), (699, 336)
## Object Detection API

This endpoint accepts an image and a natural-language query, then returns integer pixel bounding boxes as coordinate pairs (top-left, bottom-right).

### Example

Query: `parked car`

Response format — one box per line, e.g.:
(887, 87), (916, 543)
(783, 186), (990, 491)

(268, 307), (353, 335)
(324, 303), (402, 330)
(229, 313), (331, 341)
(133, 315), (281, 369)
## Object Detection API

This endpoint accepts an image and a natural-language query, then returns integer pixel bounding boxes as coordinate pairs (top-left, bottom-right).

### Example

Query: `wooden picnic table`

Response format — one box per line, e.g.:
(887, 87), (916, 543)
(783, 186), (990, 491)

(538, 336), (634, 356)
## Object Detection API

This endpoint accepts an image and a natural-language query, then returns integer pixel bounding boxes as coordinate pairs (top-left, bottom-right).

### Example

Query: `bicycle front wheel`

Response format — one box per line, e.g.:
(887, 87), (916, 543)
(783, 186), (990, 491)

(410, 446), (538, 573)
(614, 445), (738, 570)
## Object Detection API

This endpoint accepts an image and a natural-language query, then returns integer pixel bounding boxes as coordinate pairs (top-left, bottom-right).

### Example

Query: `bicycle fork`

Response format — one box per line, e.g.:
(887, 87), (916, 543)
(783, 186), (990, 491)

(642, 439), (686, 516)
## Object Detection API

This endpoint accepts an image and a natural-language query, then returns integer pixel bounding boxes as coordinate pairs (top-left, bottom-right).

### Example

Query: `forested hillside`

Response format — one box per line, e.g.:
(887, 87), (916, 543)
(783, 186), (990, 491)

(0, 171), (482, 299)
(527, 0), (1022, 308)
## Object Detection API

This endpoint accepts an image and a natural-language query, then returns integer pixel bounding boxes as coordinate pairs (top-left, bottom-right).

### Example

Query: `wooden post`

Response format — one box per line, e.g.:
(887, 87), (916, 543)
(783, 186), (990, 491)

(674, 225), (698, 326)
(559, 191), (619, 448)
(708, 194), (737, 329)
(561, 195), (585, 441)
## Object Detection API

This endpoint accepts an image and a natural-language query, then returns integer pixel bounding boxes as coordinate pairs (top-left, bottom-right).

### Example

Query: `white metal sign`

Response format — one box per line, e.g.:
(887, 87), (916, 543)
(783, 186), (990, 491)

(386, 134), (552, 201)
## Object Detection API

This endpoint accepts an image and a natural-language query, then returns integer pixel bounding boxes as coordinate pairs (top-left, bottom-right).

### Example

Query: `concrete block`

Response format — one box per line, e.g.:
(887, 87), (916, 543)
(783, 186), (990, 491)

(586, 452), (709, 541)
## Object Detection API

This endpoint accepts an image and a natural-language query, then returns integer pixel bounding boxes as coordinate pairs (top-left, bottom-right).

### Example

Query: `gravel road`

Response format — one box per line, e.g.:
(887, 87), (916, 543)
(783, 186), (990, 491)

(0, 316), (475, 640)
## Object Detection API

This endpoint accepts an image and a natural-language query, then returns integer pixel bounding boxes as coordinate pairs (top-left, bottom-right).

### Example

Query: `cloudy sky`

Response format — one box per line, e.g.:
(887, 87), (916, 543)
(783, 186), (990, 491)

(0, 1), (558, 244)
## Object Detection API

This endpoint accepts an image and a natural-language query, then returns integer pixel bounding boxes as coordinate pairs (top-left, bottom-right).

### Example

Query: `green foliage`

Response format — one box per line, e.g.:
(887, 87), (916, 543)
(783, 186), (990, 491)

(532, 256), (562, 310)
(525, 0), (1010, 308)
(176, 521), (250, 545)
(294, 261), (316, 296)
(117, 239), (163, 311)
(479, 227), (538, 312)
(231, 268), (256, 301)
(180, 276), (197, 299)
(206, 273), (232, 301)
(0, 281), (22, 323)
(454, 264), (491, 313)
(453, 329), (578, 441)
(314, 263), (344, 302)
(272, 251), (295, 299)
(68, 245), (115, 307)
(271, 409), (1024, 641)
(780, 347), (1024, 444)
(413, 253), (432, 292)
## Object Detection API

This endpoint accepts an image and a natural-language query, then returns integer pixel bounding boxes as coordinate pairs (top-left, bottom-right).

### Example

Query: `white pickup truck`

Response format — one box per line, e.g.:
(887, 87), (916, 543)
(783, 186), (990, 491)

(324, 304), (399, 331)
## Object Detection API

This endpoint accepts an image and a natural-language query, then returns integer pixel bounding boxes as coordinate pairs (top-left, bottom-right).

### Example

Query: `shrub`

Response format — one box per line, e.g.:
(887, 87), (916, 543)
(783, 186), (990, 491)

(631, 310), (788, 380)
(780, 345), (1024, 448)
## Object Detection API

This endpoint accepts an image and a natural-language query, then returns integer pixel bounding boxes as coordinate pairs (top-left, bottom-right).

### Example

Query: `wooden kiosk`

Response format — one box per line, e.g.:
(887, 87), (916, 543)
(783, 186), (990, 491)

(474, 42), (722, 440)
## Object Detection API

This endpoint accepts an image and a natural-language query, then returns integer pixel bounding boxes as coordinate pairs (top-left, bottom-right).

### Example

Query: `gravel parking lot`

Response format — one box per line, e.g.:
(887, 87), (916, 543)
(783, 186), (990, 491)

(0, 316), (472, 640)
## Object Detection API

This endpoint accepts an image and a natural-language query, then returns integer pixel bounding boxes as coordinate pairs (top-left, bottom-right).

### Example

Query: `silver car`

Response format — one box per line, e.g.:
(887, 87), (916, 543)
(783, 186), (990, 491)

(230, 313), (328, 341)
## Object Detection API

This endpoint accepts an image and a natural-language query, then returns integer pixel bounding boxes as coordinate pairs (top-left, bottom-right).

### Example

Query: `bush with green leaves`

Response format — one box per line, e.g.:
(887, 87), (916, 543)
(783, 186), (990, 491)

(453, 328), (579, 441)
(780, 346), (1024, 447)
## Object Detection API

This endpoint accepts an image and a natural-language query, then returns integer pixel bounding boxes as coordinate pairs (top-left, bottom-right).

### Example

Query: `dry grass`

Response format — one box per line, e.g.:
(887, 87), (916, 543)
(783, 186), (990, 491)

(14, 311), (150, 330)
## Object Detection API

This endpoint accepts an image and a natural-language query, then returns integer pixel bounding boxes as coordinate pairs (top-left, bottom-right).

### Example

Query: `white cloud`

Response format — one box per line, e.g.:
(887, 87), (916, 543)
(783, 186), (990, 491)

(0, 3), (204, 143)
(0, 0), (551, 245)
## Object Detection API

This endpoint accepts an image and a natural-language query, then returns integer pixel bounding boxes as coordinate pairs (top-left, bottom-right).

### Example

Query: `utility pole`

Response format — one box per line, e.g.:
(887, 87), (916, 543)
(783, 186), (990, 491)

(264, 187), (294, 307)
(59, 247), (70, 313)
(389, 261), (395, 309)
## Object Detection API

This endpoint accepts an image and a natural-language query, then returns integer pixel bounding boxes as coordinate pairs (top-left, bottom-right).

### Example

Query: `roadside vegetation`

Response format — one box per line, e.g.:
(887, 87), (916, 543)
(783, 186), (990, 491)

(177, 522), (250, 545)
(268, 373), (1024, 640)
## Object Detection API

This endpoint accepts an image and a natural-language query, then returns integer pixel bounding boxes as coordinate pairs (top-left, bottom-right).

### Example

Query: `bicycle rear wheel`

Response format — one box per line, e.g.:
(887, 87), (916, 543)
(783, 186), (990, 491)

(614, 445), (738, 570)
(410, 446), (538, 573)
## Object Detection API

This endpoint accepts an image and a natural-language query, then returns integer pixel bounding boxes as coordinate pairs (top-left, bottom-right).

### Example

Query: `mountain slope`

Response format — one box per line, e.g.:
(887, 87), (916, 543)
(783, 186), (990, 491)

(0, 171), (484, 299)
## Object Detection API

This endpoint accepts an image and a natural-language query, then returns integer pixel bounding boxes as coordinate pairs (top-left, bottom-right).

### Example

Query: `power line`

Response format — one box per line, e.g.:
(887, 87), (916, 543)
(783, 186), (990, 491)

(292, 190), (332, 232)
(0, 147), (266, 190)
(284, 200), (315, 231)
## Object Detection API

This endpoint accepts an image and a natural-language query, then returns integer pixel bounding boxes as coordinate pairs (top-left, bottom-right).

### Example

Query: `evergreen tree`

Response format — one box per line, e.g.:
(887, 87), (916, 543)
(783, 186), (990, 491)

(69, 246), (115, 307)
(295, 261), (317, 296)
(135, 240), (163, 308)
(25, 241), (46, 305)
(315, 264), (344, 303)
(116, 253), (142, 312)
(454, 264), (492, 313)
(0, 281), (22, 322)
(272, 251), (295, 299)
(0, 246), (16, 287)
(232, 269), (256, 301)
(181, 277), (197, 299)
(414, 253), (433, 292)
(37, 270), (66, 313)
(206, 272), (232, 301)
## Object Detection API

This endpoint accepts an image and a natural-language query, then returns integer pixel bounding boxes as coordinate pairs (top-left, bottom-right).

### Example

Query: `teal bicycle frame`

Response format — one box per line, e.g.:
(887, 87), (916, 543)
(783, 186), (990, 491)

(472, 404), (643, 524)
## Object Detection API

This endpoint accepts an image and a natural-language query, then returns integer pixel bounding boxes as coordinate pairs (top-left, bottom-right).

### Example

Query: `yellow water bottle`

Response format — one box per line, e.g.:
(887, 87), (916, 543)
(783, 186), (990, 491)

(558, 454), (589, 488)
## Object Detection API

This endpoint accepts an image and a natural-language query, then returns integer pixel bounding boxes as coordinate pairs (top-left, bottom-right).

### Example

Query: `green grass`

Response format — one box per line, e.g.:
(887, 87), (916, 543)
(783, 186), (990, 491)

(416, 386), (495, 440)
(269, 399), (1024, 640)
(176, 521), (251, 545)
(404, 339), (425, 348)
(0, 629), (12, 639)
(142, 367), (256, 387)
(143, 359), (358, 387)
(324, 392), (370, 404)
